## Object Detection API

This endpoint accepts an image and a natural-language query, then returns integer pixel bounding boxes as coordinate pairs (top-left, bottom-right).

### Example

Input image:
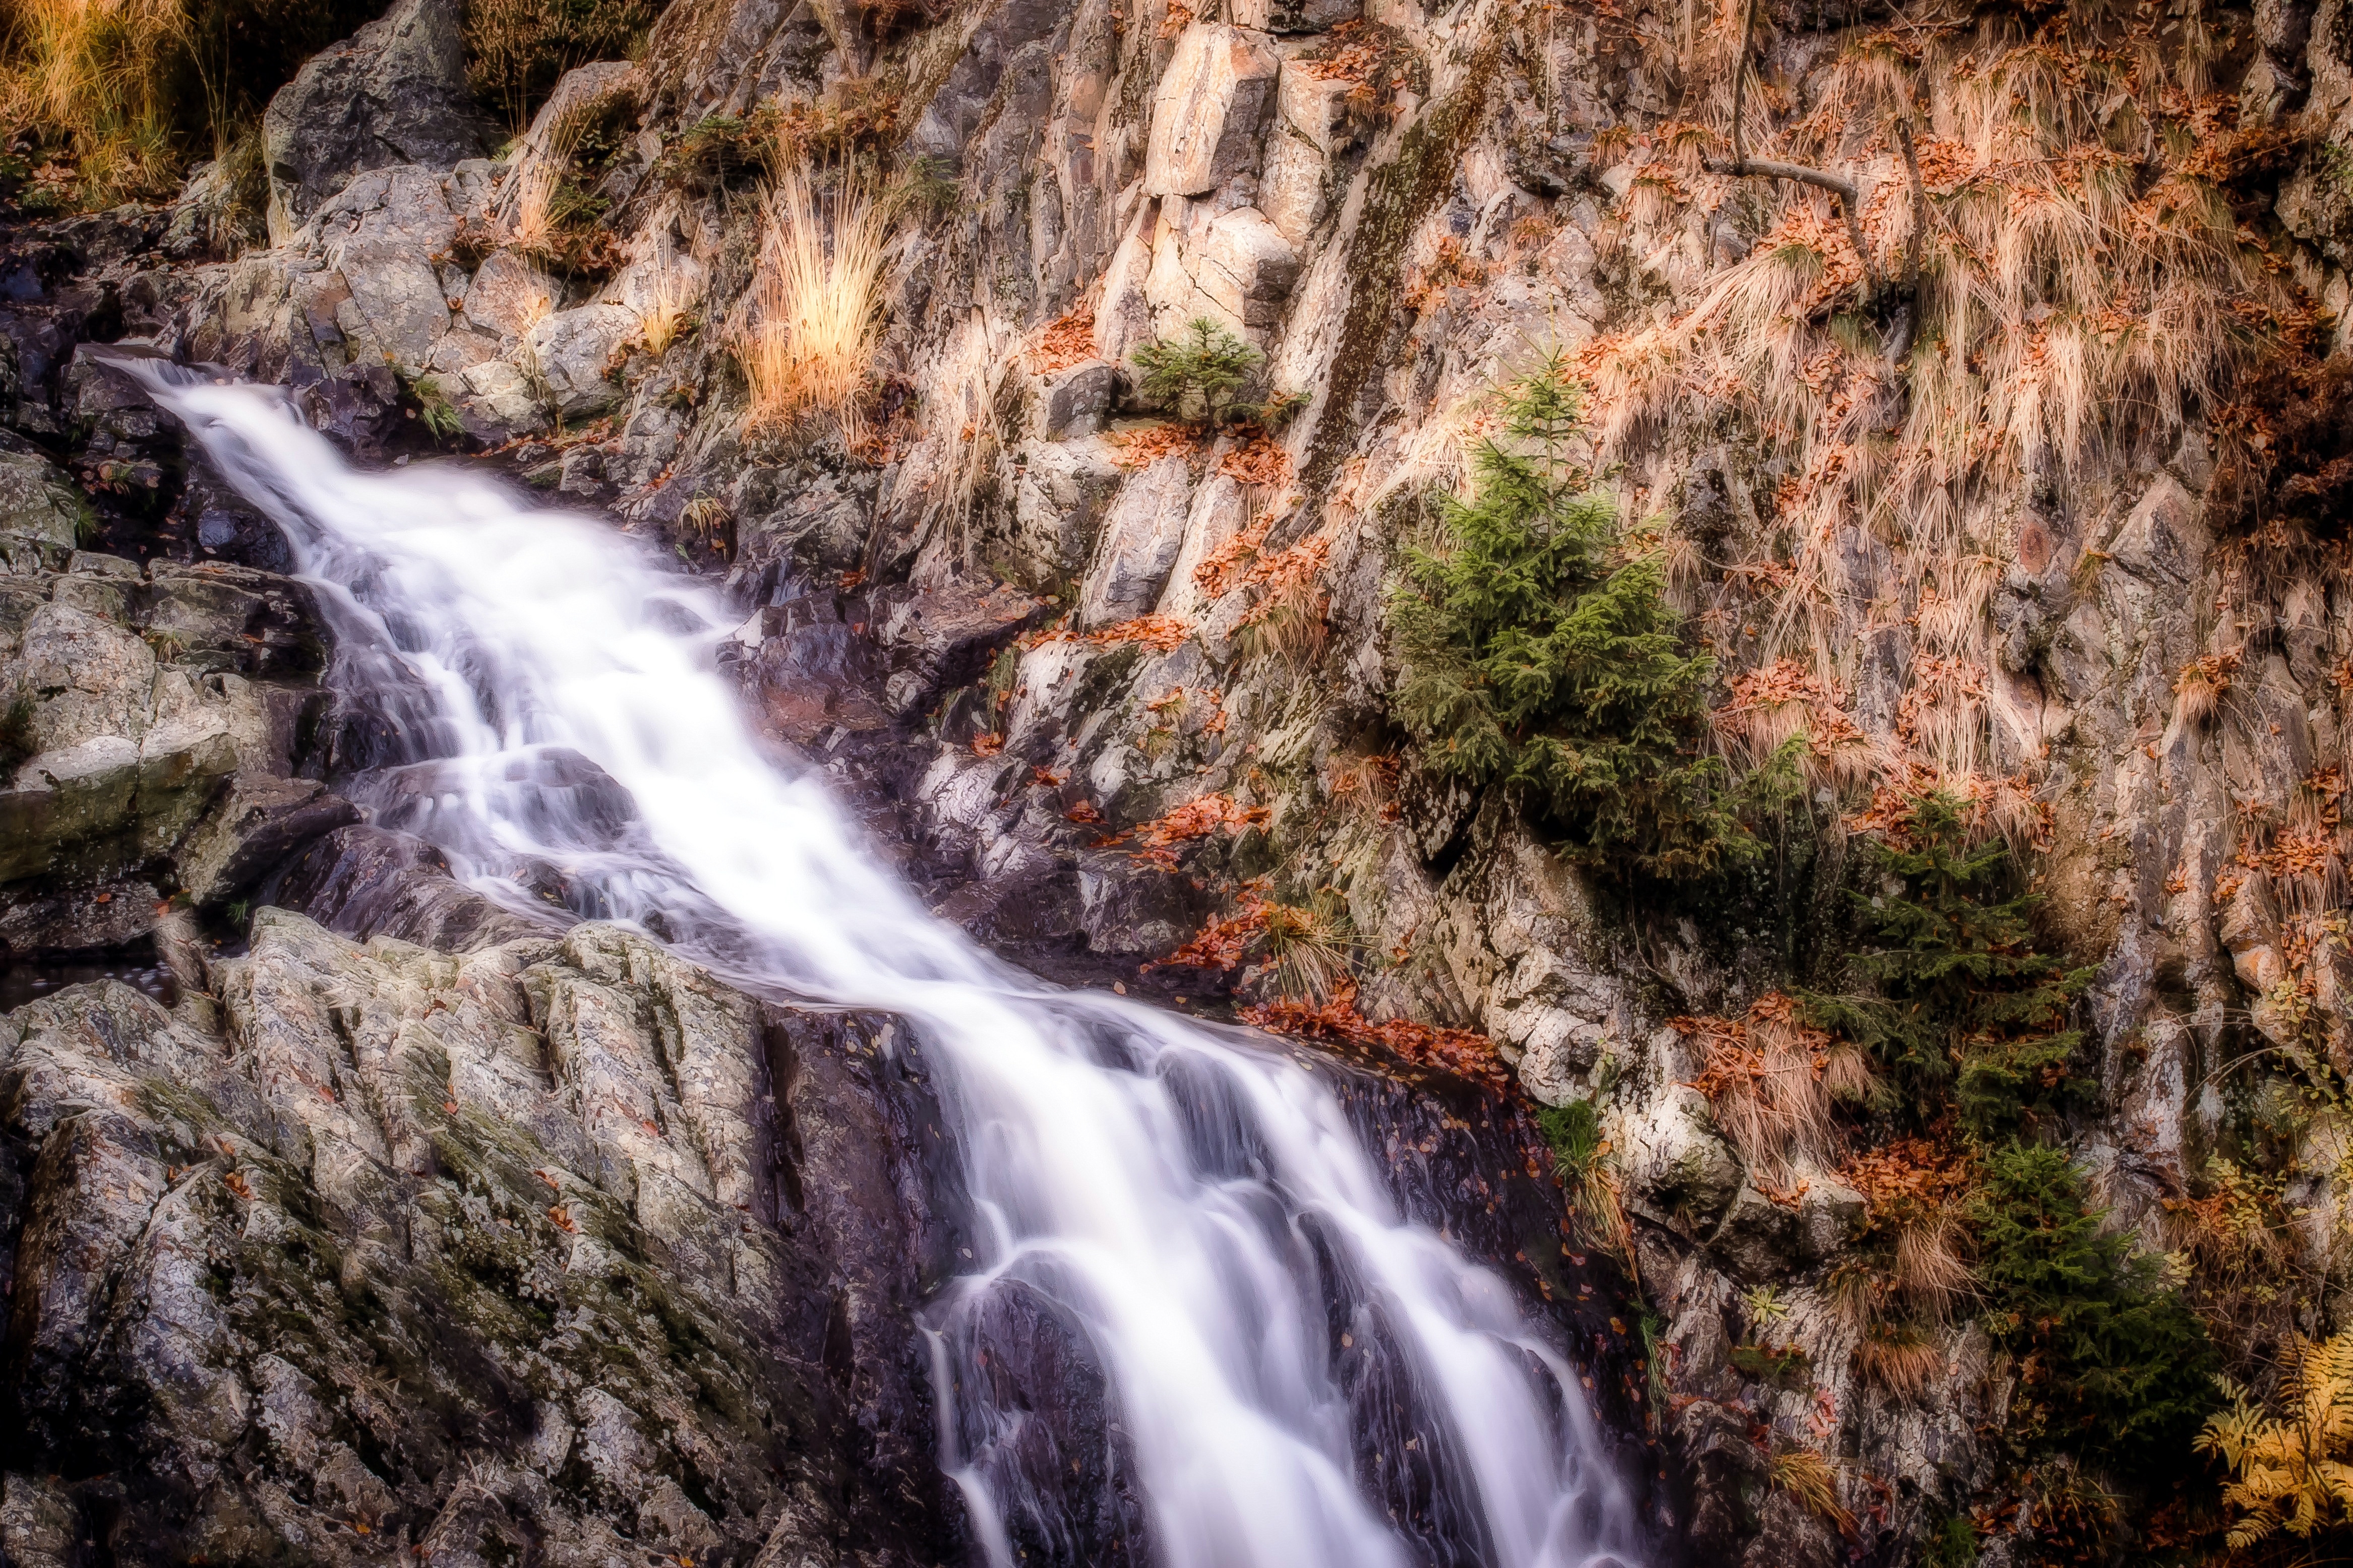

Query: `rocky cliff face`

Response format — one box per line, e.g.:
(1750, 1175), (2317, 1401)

(9, 0), (2353, 1560)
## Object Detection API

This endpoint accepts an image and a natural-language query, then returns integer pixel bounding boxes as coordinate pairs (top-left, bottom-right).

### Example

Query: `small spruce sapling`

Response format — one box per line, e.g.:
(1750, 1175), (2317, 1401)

(1388, 351), (1749, 879)
(1132, 317), (1262, 426)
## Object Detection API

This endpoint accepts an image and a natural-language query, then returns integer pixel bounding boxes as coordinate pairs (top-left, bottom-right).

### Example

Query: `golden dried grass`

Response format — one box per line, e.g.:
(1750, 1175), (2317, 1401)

(739, 162), (887, 440)
(1857, 1325), (1946, 1399)
(634, 253), (700, 357)
(1893, 1214), (1971, 1324)
(0, 0), (188, 203)
(1682, 994), (1841, 1186)
(1768, 1448), (1856, 1535)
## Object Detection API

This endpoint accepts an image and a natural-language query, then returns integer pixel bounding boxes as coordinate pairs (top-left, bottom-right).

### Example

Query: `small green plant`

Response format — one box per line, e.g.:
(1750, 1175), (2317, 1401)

(1636, 1304), (1670, 1410)
(1537, 1097), (1603, 1184)
(0, 693), (36, 779)
(1742, 1284), (1788, 1326)
(1537, 1094), (1633, 1261)
(660, 114), (759, 192)
(2323, 141), (2353, 196)
(1230, 386), (1307, 430)
(1132, 316), (1261, 426)
(410, 374), (462, 441)
(881, 154), (959, 222)
(1969, 1141), (2217, 1472)
(1388, 352), (1751, 880)
(1921, 1510), (1977, 1568)
(1729, 1342), (1812, 1383)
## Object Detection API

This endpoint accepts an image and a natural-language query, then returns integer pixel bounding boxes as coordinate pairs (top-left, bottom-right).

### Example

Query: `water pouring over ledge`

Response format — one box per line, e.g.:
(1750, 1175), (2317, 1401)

(122, 356), (1649, 1568)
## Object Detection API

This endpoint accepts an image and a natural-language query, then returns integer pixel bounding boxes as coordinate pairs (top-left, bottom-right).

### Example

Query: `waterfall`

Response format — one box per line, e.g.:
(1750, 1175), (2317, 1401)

(125, 361), (1648, 1568)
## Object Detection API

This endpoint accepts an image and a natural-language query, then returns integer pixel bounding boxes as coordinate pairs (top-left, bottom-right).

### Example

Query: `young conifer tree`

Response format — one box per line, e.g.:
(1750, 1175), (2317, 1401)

(1970, 1142), (2218, 1470)
(1807, 792), (2094, 1139)
(1131, 317), (1261, 426)
(1388, 352), (1748, 879)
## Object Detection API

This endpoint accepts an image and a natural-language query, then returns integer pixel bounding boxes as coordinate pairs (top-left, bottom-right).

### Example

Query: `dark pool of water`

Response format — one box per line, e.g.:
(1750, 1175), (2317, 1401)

(1, 941), (178, 1013)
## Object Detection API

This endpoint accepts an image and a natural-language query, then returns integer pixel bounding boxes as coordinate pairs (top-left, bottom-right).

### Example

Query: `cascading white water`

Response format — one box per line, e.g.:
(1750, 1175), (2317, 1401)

(128, 361), (1647, 1568)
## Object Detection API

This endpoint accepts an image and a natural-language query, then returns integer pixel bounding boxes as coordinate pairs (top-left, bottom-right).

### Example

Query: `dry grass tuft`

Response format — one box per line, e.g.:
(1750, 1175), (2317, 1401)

(1681, 993), (1842, 1186)
(1768, 1448), (1856, 1535)
(1235, 536), (1331, 667)
(1574, 11), (2313, 804)
(1257, 895), (1358, 1003)
(508, 154), (564, 255)
(1857, 1323), (1947, 1399)
(739, 162), (887, 440)
(1893, 1214), (1972, 1323)
(1323, 751), (1400, 824)
(1151, 881), (1363, 1007)
(2175, 648), (2243, 728)
(634, 254), (700, 357)
(465, 0), (651, 134)
(679, 495), (730, 555)
(0, 0), (188, 205)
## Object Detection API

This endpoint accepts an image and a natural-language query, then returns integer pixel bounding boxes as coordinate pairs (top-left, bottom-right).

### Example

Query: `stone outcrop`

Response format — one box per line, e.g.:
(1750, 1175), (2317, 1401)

(1141, 26), (1281, 199)
(262, 0), (493, 242)
(0, 550), (348, 958)
(17, 0), (2353, 1555)
(0, 908), (954, 1566)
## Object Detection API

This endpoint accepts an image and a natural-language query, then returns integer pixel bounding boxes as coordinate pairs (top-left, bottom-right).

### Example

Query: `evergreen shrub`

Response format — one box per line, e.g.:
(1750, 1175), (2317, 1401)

(1968, 1141), (2218, 1470)
(1388, 353), (1754, 879)
(1804, 792), (2094, 1140)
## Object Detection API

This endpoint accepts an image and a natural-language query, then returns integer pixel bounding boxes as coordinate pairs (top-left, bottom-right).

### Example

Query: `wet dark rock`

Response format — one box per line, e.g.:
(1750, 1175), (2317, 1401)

(939, 1277), (1147, 1567)
(875, 579), (1050, 719)
(262, 824), (550, 952)
(743, 592), (895, 748)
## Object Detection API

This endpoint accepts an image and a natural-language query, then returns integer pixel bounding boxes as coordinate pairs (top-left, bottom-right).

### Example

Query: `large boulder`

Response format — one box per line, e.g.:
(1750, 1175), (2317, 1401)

(310, 165), (461, 368)
(262, 0), (492, 242)
(0, 555), (346, 955)
(0, 912), (957, 1566)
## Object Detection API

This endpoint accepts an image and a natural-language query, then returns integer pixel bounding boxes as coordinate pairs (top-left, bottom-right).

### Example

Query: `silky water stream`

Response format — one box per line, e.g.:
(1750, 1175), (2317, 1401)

(128, 360), (1649, 1568)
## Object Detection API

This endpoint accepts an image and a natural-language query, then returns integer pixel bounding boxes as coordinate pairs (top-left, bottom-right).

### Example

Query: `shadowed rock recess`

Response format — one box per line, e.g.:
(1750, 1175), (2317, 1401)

(23, 0), (2353, 1560)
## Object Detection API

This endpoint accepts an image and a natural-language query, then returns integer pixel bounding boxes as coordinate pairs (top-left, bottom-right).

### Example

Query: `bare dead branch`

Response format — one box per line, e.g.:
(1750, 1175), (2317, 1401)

(1705, 0), (1876, 297)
